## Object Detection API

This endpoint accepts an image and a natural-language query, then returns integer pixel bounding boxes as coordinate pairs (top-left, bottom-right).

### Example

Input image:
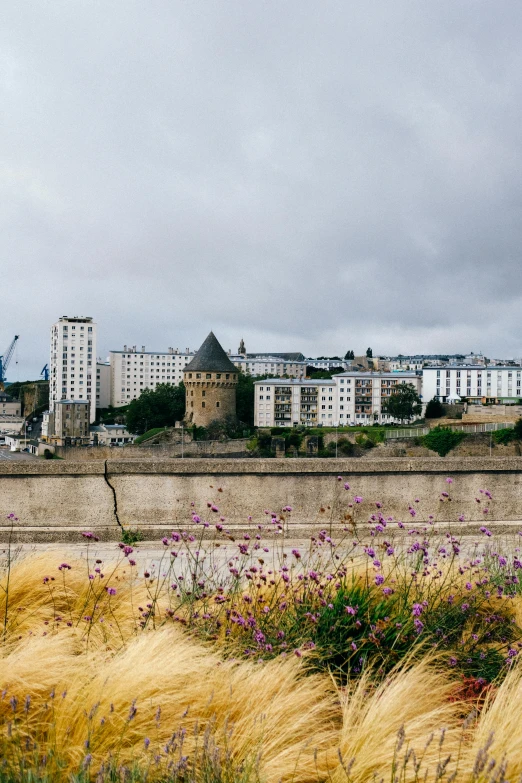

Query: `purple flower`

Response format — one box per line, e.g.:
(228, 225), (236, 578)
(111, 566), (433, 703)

(412, 603), (424, 617)
(351, 641), (357, 651)
(465, 582), (472, 591)
(106, 587), (117, 596)
(291, 549), (301, 559)
(354, 496), (363, 504)
(445, 477), (453, 484)
(383, 587), (394, 596)
(374, 574), (384, 586)
(458, 515), (465, 522)
(345, 606), (357, 615)
(448, 657), (457, 667)
(58, 563), (71, 571)
(413, 618), (424, 634)
(344, 483), (350, 490)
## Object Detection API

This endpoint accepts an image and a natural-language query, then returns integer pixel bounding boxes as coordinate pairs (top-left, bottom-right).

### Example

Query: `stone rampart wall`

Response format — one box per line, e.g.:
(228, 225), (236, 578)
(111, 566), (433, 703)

(1, 458), (522, 542)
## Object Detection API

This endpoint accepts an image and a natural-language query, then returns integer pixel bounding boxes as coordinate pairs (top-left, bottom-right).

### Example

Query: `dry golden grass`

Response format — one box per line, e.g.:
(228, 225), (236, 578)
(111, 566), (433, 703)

(3, 551), (522, 781)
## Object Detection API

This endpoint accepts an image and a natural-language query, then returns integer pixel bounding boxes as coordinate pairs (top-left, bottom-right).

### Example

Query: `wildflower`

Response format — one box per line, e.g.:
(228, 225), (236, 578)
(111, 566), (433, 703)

(144, 738), (150, 749)
(445, 477), (453, 484)
(412, 603), (424, 617)
(58, 563), (71, 571)
(383, 587), (394, 596)
(465, 582), (472, 591)
(413, 618), (424, 633)
(106, 587), (117, 596)
(345, 606), (357, 615)
(448, 657), (457, 666)
(458, 515), (465, 522)
(354, 496), (363, 504)
(351, 641), (357, 651)
(294, 649), (302, 658)
(479, 526), (492, 536)
(499, 556), (507, 567)
(123, 545), (133, 556)
(386, 546), (394, 555)
(337, 475), (343, 481)
(344, 483), (350, 490)
(374, 574), (384, 586)
(291, 549), (301, 559)
(162, 537), (169, 546)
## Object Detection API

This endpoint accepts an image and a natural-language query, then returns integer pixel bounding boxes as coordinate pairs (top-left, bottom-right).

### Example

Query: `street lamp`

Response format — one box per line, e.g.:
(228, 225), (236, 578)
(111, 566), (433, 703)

(334, 421), (339, 458)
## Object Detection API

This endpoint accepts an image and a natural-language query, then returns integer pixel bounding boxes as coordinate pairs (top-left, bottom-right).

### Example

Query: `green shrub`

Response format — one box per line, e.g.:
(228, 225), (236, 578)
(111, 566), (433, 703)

(425, 398), (445, 419)
(422, 426), (467, 457)
(134, 427), (164, 444)
(493, 427), (517, 445)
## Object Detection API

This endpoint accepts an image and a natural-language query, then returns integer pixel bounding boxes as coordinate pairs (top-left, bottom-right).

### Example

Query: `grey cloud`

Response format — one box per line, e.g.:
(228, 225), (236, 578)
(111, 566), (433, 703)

(2, 0), (522, 378)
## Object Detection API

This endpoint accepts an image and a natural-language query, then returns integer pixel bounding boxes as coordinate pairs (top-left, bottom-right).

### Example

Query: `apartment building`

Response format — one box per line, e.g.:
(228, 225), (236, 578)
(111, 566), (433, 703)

(232, 355), (308, 378)
(423, 366), (522, 403)
(96, 362), (111, 408)
(0, 391), (21, 417)
(109, 346), (194, 407)
(51, 400), (91, 445)
(254, 372), (421, 427)
(49, 316), (97, 422)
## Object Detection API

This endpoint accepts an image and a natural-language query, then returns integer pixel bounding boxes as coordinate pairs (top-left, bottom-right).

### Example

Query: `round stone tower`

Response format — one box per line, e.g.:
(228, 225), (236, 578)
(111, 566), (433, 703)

(184, 332), (238, 427)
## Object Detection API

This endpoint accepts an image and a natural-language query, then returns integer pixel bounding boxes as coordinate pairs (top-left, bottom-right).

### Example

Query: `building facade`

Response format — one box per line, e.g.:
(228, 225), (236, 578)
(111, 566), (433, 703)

(50, 316), (97, 422)
(0, 391), (21, 417)
(51, 400), (91, 445)
(254, 372), (422, 427)
(184, 332), (238, 427)
(232, 355), (308, 378)
(109, 346), (194, 407)
(423, 366), (522, 403)
(96, 362), (111, 409)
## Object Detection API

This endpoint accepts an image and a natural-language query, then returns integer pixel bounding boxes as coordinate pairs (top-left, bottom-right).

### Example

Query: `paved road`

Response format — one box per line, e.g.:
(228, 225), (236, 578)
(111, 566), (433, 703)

(0, 448), (38, 461)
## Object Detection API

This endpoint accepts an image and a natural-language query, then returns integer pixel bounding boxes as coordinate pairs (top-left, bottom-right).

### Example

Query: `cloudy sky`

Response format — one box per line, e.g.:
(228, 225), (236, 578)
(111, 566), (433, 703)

(2, 1), (522, 380)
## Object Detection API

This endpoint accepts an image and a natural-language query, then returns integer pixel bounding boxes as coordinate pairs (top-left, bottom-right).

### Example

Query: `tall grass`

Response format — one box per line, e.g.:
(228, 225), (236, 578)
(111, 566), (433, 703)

(2, 476), (522, 780)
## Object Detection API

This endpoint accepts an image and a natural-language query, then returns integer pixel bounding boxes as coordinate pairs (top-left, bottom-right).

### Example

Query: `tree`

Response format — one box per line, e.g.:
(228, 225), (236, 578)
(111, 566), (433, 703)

(344, 350), (354, 360)
(236, 371), (271, 426)
(125, 383), (185, 434)
(366, 347), (373, 358)
(425, 397), (445, 419)
(381, 383), (422, 423)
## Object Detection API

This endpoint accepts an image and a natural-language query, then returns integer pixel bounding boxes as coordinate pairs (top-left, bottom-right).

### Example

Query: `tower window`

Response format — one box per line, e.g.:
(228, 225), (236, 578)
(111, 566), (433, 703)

(206, 373), (211, 379)
(202, 390), (206, 397)
(216, 401), (220, 408)
(202, 401), (205, 408)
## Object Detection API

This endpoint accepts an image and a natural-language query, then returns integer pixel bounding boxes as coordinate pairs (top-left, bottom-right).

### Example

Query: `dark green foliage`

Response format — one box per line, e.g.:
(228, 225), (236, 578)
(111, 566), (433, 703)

(97, 405), (127, 425)
(236, 371), (269, 427)
(493, 427), (517, 445)
(125, 383), (185, 435)
(514, 417), (522, 439)
(133, 427), (165, 445)
(366, 347), (373, 358)
(425, 397), (445, 419)
(422, 426), (467, 456)
(43, 448), (53, 460)
(381, 383), (422, 423)
(344, 350), (355, 360)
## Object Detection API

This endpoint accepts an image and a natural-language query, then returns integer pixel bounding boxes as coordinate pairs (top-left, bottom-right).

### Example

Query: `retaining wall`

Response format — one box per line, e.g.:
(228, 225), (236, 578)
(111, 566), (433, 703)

(1, 458), (522, 543)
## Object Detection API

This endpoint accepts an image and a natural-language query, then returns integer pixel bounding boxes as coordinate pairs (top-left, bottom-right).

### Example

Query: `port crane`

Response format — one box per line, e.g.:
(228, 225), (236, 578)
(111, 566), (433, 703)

(0, 335), (19, 391)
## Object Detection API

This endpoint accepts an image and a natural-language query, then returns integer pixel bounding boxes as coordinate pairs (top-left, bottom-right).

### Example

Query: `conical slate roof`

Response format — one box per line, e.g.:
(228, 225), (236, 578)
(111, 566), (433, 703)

(184, 332), (237, 373)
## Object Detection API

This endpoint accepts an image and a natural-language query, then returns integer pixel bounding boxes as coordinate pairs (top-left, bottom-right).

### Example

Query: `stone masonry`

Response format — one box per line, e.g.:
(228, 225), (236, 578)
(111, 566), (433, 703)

(184, 332), (238, 427)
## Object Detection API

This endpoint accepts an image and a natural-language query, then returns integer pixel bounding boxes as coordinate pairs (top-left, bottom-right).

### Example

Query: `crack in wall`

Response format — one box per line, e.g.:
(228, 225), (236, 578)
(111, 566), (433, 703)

(103, 460), (123, 530)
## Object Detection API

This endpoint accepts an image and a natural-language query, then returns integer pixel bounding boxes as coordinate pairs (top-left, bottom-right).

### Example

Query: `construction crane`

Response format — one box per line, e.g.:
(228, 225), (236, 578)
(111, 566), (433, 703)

(41, 364), (49, 381)
(0, 335), (19, 391)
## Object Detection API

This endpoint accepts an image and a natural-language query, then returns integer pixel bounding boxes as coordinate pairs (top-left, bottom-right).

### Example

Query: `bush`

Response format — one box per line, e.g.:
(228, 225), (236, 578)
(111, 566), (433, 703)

(493, 427), (517, 445)
(425, 398), (445, 419)
(422, 426), (467, 457)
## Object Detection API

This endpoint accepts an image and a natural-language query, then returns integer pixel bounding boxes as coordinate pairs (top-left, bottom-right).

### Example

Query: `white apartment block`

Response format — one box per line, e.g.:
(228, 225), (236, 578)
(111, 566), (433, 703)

(109, 345), (194, 407)
(423, 366), (522, 403)
(50, 316), (97, 423)
(232, 355), (308, 378)
(254, 372), (421, 427)
(96, 361), (111, 408)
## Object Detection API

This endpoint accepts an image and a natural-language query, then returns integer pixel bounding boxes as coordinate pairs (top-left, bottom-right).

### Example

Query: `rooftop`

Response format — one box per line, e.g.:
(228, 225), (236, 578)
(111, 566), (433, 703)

(184, 332), (237, 374)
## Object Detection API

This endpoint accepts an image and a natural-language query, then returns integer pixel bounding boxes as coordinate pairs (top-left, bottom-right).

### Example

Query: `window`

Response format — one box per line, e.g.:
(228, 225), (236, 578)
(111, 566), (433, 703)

(202, 401), (206, 408)
(216, 401), (220, 408)
(202, 390), (206, 397)
(206, 373), (211, 379)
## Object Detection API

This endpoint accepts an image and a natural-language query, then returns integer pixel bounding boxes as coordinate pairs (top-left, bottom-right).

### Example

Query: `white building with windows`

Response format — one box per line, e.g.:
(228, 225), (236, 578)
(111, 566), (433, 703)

(254, 372), (422, 427)
(109, 346), (194, 407)
(232, 355), (308, 378)
(49, 316), (97, 423)
(423, 366), (522, 403)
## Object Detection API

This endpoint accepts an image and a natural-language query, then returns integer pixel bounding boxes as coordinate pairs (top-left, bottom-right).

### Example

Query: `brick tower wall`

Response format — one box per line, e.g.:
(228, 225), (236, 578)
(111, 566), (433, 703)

(184, 371), (237, 427)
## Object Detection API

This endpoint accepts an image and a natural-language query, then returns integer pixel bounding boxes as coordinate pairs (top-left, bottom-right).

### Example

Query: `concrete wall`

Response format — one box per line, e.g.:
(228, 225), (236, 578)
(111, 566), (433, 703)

(1, 458), (522, 542)
(54, 438), (250, 460)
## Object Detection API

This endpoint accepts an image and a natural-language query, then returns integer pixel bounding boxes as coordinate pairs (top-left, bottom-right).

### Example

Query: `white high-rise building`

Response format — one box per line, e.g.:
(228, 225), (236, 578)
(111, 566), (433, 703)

(49, 316), (97, 422)
(109, 345), (194, 407)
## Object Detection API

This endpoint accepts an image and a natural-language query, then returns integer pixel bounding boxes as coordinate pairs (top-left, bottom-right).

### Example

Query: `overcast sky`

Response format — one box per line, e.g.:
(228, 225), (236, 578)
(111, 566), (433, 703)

(2, 1), (522, 380)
